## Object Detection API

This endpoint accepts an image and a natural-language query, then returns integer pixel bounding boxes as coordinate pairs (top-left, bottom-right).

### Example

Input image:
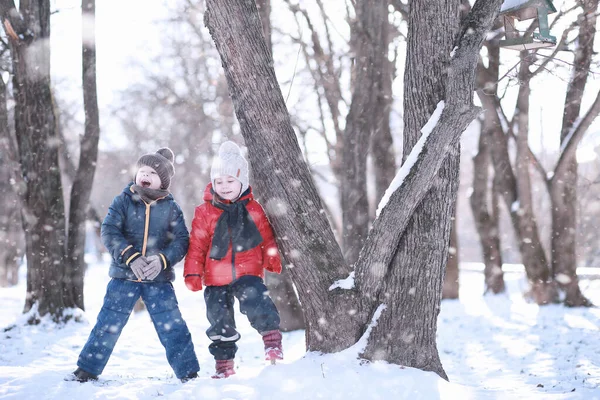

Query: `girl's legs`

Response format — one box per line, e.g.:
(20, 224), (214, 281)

(204, 285), (239, 360)
(231, 275), (280, 334)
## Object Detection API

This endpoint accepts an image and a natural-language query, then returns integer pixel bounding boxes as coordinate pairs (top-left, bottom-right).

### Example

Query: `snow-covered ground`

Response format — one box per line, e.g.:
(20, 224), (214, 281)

(0, 258), (598, 400)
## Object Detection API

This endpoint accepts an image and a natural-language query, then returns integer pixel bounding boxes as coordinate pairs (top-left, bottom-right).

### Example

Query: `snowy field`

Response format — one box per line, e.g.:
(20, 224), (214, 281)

(0, 258), (598, 400)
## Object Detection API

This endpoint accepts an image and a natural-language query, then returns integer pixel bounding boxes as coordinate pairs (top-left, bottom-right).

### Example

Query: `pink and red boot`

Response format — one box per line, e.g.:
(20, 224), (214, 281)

(262, 330), (283, 364)
(212, 359), (235, 379)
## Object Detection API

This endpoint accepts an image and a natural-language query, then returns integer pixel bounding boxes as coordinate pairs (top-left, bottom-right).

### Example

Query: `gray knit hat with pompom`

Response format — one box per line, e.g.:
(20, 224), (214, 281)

(136, 148), (175, 190)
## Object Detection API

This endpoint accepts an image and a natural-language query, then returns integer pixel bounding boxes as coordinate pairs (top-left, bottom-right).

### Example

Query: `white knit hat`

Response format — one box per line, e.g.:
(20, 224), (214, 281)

(211, 141), (249, 194)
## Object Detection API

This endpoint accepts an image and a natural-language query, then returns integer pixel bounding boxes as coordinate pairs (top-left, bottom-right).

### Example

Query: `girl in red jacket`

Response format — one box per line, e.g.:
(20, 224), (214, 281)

(184, 141), (283, 379)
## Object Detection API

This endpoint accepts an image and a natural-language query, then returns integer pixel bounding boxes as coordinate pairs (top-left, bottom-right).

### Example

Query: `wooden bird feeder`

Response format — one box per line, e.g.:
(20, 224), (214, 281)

(499, 0), (557, 50)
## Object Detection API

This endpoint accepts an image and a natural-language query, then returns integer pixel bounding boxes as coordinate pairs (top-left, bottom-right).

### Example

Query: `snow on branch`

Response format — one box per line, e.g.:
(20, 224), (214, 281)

(376, 101), (445, 217)
(329, 271), (355, 291)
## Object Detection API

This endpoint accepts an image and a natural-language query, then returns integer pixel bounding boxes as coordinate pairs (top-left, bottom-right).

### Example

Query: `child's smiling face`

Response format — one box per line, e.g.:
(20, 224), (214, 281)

(214, 175), (242, 200)
(135, 165), (162, 190)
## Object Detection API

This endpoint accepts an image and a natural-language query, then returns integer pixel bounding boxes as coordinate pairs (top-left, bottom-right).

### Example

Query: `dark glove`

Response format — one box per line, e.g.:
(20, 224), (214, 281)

(130, 257), (147, 281)
(143, 255), (163, 281)
(185, 275), (203, 292)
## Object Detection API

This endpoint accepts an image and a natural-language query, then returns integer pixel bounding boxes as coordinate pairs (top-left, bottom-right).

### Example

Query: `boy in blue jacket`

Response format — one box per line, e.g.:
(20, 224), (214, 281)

(69, 148), (200, 383)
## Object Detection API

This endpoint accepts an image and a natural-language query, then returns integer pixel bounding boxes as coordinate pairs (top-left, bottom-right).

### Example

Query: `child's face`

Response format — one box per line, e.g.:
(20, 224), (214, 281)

(135, 165), (162, 190)
(214, 175), (242, 200)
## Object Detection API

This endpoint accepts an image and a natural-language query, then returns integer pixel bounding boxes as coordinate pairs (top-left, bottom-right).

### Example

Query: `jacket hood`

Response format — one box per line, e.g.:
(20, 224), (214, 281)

(203, 182), (253, 203)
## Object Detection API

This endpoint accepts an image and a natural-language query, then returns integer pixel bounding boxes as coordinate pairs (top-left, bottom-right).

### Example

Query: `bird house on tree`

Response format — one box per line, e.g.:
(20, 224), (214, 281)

(499, 0), (557, 50)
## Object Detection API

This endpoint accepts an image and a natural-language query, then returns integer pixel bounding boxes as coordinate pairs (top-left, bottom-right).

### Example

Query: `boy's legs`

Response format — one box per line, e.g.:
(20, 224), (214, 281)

(77, 279), (140, 376)
(204, 285), (239, 360)
(231, 275), (280, 334)
(142, 282), (200, 380)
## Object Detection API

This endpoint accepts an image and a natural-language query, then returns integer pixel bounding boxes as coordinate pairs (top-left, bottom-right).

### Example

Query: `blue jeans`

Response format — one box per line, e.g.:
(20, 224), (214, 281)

(204, 275), (280, 360)
(77, 279), (199, 379)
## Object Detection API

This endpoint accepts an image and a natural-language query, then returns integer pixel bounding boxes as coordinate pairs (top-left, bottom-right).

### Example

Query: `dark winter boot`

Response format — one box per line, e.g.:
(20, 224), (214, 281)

(212, 359), (235, 379)
(262, 330), (283, 362)
(180, 371), (199, 383)
(68, 367), (98, 382)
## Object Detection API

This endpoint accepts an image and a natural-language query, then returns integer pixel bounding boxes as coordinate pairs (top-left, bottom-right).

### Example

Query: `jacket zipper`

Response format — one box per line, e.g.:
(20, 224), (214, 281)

(142, 202), (151, 256)
(229, 227), (236, 281)
(140, 195), (168, 256)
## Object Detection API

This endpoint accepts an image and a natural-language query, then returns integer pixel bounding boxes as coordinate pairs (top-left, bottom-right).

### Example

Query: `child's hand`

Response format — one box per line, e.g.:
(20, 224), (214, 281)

(184, 275), (203, 292)
(130, 257), (148, 281)
(144, 255), (163, 280)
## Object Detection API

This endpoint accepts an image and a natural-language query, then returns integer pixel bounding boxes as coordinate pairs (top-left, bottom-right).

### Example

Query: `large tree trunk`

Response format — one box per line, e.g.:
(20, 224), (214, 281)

(360, 0), (461, 378)
(340, 1), (388, 265)
(1, 0), (74, 320)
(65, 0), (100, 310)
(204, 0), (502, 378)
(551, 0), (597, 307)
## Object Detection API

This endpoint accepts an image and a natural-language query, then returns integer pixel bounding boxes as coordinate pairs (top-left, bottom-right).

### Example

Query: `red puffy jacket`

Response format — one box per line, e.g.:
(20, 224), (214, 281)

(184, 184), (282, 287)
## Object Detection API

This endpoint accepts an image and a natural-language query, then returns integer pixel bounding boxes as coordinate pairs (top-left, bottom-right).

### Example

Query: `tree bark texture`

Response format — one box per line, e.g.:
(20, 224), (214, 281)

(551, 0), (598, 307)
(442, 218), (460, 299)
(340, 0), (388, 265)
(65, 0), (100, 310)
(2, 0), (72, 319)
(255, 0), (271, 52)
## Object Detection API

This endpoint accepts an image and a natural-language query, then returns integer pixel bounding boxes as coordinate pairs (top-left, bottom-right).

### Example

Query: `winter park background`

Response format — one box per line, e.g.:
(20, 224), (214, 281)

(2, 0), (600, 399)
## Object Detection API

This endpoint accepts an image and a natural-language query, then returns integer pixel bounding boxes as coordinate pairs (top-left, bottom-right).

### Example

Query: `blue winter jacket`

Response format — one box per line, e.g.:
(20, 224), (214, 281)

(101, 183), (189, 282)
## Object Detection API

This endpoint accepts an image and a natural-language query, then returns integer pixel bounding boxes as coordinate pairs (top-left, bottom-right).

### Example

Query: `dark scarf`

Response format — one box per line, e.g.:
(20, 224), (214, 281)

(210, 188), (263, 260)
(131, 185), (170, 204)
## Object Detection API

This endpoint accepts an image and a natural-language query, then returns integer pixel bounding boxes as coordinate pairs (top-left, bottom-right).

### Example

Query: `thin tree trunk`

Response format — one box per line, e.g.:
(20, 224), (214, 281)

(66, 0), (100, 310)
(473, 43), (505, 294)
(370, 48), (396, 214)
(0, 67), (24, 287)
(513, 53), (556, 304)
(340, 0), (388, 265)
(551, 0), (597, 307)
(470, 127), (504, 294)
